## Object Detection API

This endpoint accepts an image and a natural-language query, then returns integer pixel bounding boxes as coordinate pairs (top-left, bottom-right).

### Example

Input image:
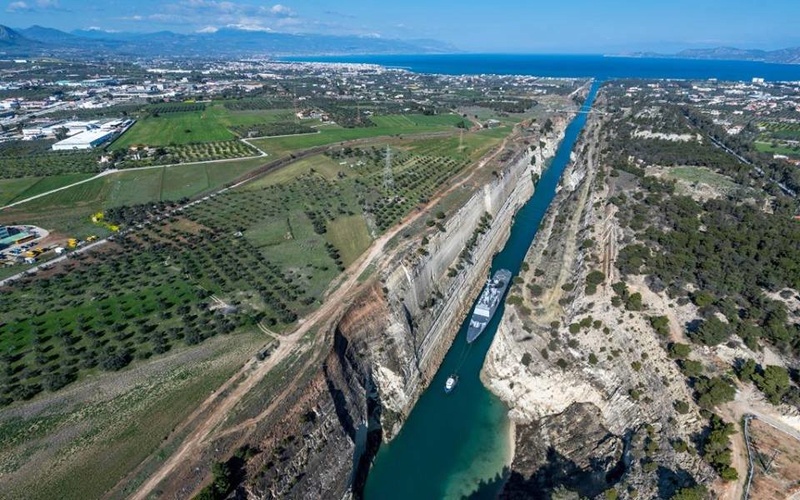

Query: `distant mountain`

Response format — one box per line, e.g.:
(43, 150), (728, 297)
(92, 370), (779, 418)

(18, 25), (79, 44)
(1, 24), (457, 58)
(0, 25), (42, 55)
(625, 46), (800, 65)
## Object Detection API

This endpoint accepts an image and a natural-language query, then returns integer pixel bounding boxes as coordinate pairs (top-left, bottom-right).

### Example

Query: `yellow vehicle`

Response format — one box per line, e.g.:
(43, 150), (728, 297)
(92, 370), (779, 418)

(67, 238), (78, 249)
(86, 235), (98, 242)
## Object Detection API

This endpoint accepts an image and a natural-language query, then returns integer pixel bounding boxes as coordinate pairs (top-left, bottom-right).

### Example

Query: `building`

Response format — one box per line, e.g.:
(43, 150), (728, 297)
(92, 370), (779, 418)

(52, 129), (115, 151)
(0, 231), (34, 250)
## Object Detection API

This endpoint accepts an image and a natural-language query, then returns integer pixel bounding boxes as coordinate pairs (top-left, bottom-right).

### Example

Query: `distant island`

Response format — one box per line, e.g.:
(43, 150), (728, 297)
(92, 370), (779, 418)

(623, 46), (800, 65)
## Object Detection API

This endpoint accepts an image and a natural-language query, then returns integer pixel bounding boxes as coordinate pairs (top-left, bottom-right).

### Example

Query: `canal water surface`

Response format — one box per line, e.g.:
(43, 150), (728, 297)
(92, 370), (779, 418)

(364, 81), (601, 499)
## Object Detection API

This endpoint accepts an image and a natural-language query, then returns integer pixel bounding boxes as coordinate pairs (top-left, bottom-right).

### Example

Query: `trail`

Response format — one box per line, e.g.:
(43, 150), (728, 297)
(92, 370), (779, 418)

(127, 126), (519, 500)
(719, 384), (800, 500)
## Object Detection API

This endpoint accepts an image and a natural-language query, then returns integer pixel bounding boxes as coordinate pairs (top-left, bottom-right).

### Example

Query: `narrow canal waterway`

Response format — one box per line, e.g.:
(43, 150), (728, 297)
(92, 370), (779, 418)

(364, 81), (601, 500)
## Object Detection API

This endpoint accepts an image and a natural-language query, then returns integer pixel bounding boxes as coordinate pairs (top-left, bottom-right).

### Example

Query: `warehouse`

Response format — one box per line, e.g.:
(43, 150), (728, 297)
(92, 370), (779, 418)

(51, 129), (115, 151)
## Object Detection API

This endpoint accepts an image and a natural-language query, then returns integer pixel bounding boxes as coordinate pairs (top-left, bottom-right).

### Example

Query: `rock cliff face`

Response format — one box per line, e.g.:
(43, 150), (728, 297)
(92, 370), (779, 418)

(243, 117), (572, 499)
(482, 107), (715, 498)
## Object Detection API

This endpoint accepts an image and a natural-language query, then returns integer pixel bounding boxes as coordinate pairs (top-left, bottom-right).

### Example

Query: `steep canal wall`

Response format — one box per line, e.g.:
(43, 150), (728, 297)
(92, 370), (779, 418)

(240, 116), (574, 499)
(373, 124), (566, 440)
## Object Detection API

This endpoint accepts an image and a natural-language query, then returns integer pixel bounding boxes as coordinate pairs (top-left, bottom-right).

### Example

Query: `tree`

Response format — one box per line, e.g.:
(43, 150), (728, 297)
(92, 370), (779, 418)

(671, 485), (708, 500)
(626, 292), (643, 311)
(753, 365), (791, 405)
(690, 316), (729, 346)
(54, 127), (69, 141)
(695, 376), (736, 408)
(668, 342), (691, 359)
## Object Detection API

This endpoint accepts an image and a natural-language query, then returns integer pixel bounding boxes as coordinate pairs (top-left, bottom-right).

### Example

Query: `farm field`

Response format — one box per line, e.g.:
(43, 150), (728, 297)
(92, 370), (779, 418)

(0, 331), (267, 500)
(244, 154), (345, 189)
(759, 121), (800, 140)
(755, 140), (800, 158)
(0, 120), (510, 415)
(250, 113), (469, 156)
(0, 157), (267, 237)
(113, 105), (294, 148)
(326, 215), (373, 266)
(403, 127), (510, 161)
(1, 173), (96, 205)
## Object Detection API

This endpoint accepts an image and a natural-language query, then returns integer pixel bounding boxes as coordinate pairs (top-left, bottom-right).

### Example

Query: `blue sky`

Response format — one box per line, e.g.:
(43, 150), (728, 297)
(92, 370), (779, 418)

(4, 0), (800, 53)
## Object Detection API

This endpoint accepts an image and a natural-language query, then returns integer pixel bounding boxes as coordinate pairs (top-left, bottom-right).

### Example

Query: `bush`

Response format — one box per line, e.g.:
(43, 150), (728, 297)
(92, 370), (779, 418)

(679, 359), (703, 378)
(626, 292), (643, 311)
(668, 342), (691, 359)
(689, 316), (729, 346)
(649, 315), (670, 337)
(586, 270), (606, 286)
(674, 400), (691, 414)
(695, 376), (736, 408)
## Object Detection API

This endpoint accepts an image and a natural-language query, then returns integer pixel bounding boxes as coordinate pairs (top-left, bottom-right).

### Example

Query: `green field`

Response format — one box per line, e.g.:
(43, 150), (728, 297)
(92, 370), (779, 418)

(0, 332), (266, 500)
(0, 158), (267, 236)
(113, 106), (294, 148)
(404, 127), (510, 161)
(251, 113), (469, 156)
(755, 140), (800, 158)
(326, 215), (373, 266)
(245, 154), (345, 189)
(0, 173), (98, 206)
(661, 166), (742, 193)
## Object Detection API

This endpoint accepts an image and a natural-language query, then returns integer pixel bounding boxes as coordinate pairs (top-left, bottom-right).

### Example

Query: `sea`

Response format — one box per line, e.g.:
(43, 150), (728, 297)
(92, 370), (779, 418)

(288, 53), (800, 82)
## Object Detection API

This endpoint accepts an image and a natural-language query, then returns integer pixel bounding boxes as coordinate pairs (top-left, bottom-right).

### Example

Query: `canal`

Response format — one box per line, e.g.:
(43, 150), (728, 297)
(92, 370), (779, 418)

(364, 80), (601, 499)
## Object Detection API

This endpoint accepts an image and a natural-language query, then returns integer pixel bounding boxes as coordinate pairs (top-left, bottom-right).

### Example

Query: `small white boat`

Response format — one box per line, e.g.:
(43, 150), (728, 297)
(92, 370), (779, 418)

(444, 374), (458, 393)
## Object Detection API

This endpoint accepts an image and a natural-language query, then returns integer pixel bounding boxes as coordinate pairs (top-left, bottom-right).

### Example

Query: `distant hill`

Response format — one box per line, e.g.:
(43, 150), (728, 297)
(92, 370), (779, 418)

(0, 25), (42, 56)
(1, 24), (457, 58)
(626, 46), (800, 65)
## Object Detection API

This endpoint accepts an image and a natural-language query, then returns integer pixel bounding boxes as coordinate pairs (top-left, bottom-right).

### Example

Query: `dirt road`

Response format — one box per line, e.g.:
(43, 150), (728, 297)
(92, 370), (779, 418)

(128, 126), (521, 500)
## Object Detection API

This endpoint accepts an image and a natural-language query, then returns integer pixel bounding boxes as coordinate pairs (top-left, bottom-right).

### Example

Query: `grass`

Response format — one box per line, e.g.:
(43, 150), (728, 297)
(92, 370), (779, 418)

(0, 174), (94, 206)
(250, 113), (468, 156)
(244, 154), (345, 189)
(755, 140), (800, 158)
(0, 158), (268, 237)
(113, 106), (294, 149)
(0, 177), (41, 205)
(404, 128), (508, 161)
(0, 331), (265, 500)
(326, 215), (373, 266)
(663, 166), (741, 192)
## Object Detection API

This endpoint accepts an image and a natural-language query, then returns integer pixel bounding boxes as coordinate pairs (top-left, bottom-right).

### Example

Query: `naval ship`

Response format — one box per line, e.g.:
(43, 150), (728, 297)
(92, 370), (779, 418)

(466, 269), (512, 343)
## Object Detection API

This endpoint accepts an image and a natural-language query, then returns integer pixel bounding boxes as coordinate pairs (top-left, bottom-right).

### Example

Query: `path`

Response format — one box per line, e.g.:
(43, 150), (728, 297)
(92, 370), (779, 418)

(127, 124), (521, 500)
(719, 384), (800, 500)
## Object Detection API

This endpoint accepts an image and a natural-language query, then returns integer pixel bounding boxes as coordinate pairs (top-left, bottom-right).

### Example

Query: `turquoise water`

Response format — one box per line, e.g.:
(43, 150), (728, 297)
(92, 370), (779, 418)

(364, 81), (601, 499)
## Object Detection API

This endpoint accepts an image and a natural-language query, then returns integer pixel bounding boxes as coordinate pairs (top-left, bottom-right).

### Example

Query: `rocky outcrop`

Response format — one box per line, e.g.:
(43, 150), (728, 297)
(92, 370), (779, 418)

(482, 103), (715, 498)
(241, 117), (573, 499)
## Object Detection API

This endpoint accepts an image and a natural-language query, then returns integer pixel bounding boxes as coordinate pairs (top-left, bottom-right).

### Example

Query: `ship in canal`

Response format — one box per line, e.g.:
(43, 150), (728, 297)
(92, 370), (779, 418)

(466, 269), (512, 343)
(444, 374), (458, 393)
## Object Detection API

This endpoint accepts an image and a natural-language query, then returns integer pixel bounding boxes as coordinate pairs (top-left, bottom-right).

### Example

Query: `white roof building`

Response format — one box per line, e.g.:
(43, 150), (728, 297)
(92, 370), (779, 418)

(52, 129), (114, 151)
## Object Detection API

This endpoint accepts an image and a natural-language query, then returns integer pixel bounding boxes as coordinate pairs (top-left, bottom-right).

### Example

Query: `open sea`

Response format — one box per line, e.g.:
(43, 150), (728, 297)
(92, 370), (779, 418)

(289, 53), (800, 81)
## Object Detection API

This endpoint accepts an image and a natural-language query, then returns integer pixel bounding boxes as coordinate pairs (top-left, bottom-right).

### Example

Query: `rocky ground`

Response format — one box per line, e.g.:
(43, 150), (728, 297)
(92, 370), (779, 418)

(482, 89), (800, 499)
(483, 98), (716, 499)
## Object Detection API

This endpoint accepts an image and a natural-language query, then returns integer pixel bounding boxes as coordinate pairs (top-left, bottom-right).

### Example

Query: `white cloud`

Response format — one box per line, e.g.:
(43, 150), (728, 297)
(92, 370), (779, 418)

(6, 1), (32, 12)
(197, 26), (218, 33)
(226, 23), (273, 32)
(269, 4), (294, 18)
